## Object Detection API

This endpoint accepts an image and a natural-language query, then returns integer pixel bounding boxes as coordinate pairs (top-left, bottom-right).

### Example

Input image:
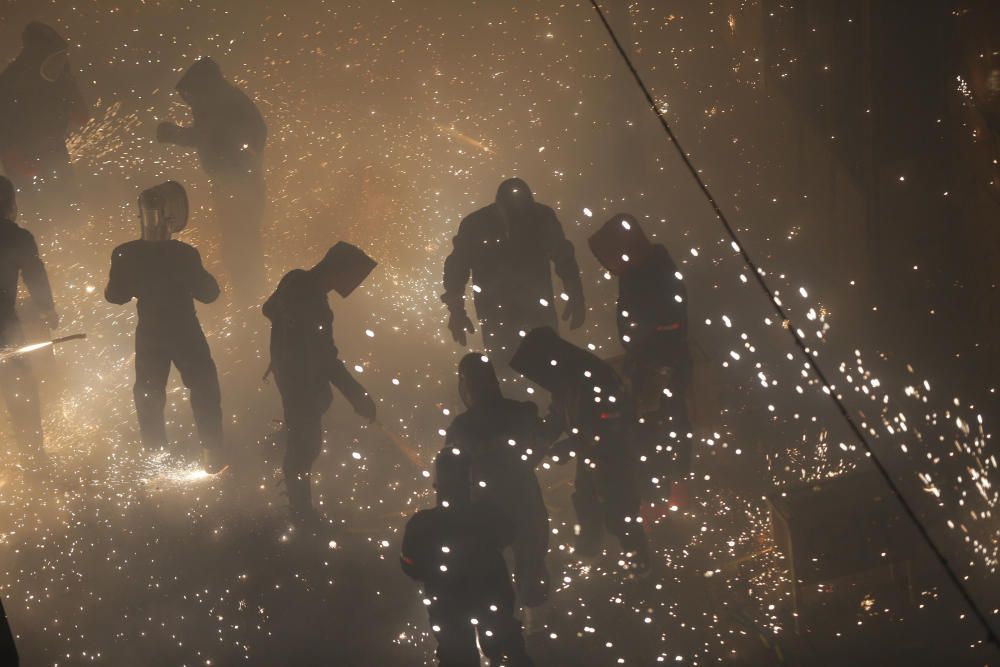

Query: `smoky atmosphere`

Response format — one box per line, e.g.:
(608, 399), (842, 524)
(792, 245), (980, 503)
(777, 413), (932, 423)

(0, 1), (998, 666)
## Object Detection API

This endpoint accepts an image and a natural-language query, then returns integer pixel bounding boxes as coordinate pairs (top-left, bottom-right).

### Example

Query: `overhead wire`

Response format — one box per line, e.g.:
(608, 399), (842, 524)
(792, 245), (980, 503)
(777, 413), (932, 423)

(586, 0), (999, 648)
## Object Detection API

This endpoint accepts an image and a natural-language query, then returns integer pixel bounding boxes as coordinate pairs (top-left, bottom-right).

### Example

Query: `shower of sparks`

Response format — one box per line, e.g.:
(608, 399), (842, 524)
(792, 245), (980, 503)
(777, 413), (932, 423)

(0, 1), (994, 666)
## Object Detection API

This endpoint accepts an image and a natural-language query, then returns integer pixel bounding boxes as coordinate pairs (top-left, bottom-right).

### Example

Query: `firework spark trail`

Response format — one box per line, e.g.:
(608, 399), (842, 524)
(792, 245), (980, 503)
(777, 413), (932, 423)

(0, 1), (993, 665)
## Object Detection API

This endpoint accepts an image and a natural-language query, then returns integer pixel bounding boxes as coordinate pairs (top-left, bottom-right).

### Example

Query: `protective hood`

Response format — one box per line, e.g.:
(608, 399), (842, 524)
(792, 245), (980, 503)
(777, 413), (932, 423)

(138, 180), (188, 241)
(22, 22), (68, 59)
(313, 241), (378, 297)
(458, 352), (503, 408)
(495, 177), (535, 217)
(509, 326), (610, 395)
(176, 57), (225, 96)
(588, 213), (654, 276)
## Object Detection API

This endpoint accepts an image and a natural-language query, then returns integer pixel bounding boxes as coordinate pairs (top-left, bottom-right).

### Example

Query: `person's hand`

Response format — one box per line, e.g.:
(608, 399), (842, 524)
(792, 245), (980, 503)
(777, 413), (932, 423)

(156, 122), (181, 144)
(562, 291), (585, 330)
(447, 308), (476, 346)
(40, 309), (59, 330)
(352, 391), (377, 423)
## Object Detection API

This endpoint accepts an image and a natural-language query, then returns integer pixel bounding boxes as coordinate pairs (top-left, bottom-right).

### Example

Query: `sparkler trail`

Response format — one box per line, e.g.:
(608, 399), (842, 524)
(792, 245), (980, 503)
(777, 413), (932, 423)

(0, 3), (993, 665)
(587, 0), (1000, 648)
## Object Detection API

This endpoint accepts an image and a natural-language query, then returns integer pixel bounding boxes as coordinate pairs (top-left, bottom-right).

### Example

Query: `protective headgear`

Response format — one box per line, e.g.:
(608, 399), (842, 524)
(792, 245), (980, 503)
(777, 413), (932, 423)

(495, 177), (535, 217)
(433, 449), (471, 504)
(22, 23), (69, 82)
(176, 57), (225, 98)
(138, 181), (188, 241)
(22, 22), (67, 56)
(458, 352), (502, 409)
(313, 242), (378, 297)
(588, 214), (654, 276)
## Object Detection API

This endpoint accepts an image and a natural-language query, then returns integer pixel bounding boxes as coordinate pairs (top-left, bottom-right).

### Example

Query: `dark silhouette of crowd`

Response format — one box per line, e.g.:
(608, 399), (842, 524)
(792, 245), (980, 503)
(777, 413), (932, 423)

(0, 26), (695, 666)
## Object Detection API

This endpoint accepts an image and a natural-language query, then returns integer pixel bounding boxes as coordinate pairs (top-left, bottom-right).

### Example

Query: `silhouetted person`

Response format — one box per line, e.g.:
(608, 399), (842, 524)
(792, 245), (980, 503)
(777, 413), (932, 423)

(157, 57), (267, 304)
(442, 178), (584, 366)
(401, 450), (535, 667)
(0, 22), (88, 188)
(105, 181), (225, 473)
(0, 596), (17, 667)
(445, 352), (550, 609)
(590, 214), (692, 503)
(511, 327), (649, 575)
(262, 242), (377, 524)
(0, 176), (58, 469)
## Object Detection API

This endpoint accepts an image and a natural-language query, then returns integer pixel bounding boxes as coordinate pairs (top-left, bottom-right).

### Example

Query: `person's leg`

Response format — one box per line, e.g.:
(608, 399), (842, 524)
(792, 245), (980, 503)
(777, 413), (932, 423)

(281, 404), (325, 516)
(132, 333), (171, 449)
(571, 458), (604, 556)
(512, 479), (551, 608)
(478, 599), (534, 667)
(600, 458), (651, 572)
(172, 332), (224, 451)
(428, 600), (481, 667)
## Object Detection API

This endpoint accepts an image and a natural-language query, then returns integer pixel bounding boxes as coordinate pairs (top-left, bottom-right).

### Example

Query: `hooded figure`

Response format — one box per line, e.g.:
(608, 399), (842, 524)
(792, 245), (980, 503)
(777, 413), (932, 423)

(157, 57), (267, 304)
(0, 22), (89, 185)
(0, 176), (58, 467)
(511, 327), (649, 575)
(442, 178), (585, 367)
(262, 242), (377, 524)
(105, 181), (225, 473)
(401, 450), (535, 667)
(444, 353), (551, 608)
(589, 214), (693, 500)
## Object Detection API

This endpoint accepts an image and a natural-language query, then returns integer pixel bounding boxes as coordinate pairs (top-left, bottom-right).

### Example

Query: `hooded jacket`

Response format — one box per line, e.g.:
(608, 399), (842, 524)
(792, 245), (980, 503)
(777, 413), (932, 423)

(442, 179), (582, 327)
(0, 22), (88, 175)
(617, 244), (688, 358)
(172, 58), (267, 176)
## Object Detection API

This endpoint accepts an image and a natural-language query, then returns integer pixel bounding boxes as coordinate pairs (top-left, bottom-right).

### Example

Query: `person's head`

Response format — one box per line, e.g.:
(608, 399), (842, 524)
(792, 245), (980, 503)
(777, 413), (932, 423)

(21, 23), (69, 82)
(588, 213), (654, 276)
(175, 57), (225, 106)
(495, 177), (535, 218)
(433, 450), (471, 506)
(458, 352), (502, 409)
(309, 242), (377, 296)
(0, 177), (17, 221)
(138, 181), (188, 241)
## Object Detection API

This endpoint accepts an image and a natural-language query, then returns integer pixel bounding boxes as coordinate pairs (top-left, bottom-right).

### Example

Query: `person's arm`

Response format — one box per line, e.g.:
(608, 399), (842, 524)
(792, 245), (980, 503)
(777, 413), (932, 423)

(400, 513), (429, 582)
(513, 402), (550, 467)
(330, 359), (376, 422)
(328, 350), (376, 422)
(187, 246), (220, 304)
(20, 231), (57, 326)
(156, 121), (199, 148)
(441, 217), (477, 345)
(104, 246), (135, 305)
(541, 208), (585, 329)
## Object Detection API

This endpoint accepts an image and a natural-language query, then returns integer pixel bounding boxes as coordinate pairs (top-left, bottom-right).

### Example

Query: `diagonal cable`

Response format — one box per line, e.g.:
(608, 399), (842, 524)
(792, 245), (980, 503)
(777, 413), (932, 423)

(586, 0), (998, 648)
